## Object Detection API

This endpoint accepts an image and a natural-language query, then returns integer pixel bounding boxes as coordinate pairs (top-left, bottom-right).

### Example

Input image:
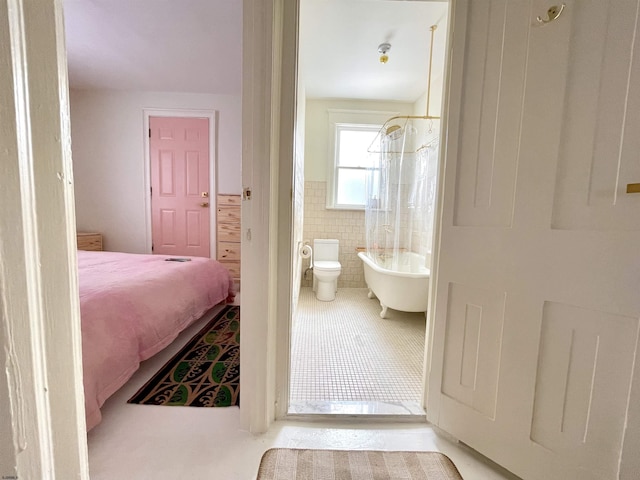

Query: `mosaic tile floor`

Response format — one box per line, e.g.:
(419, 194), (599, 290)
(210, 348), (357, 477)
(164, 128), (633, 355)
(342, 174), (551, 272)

(290, 287), (426, 410)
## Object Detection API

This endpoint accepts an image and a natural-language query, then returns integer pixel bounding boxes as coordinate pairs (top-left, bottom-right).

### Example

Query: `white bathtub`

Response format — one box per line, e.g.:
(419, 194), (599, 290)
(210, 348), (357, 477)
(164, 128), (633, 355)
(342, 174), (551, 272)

(358, 251), (430, 319)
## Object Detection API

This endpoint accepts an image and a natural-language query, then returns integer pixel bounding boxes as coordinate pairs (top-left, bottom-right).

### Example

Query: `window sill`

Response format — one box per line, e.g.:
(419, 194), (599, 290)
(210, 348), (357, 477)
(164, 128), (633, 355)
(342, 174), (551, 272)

(325, 205), (365, 212)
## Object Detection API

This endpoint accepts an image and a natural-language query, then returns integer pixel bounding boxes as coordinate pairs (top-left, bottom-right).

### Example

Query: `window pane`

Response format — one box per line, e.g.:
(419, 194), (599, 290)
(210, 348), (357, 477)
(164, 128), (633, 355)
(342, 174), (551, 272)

(336, 168), (367, 206)
(338, 129), (378, 167)
(366, 169), (381, 208)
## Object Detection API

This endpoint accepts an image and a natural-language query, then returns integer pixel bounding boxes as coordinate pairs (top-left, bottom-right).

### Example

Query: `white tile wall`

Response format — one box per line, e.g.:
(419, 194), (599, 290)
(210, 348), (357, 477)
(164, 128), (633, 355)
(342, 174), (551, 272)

(302, 181), (367, 288)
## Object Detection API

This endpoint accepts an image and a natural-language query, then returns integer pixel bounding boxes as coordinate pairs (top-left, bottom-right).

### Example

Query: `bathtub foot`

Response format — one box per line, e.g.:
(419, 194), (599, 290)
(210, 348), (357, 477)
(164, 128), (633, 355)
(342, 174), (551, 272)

(380, 303), (388, 319)
(367, 288), (376, 299)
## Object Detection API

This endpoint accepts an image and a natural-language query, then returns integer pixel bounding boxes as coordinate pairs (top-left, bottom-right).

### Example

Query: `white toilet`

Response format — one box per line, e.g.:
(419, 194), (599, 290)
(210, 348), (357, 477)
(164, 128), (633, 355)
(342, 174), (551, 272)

(312, 239), (342, 302)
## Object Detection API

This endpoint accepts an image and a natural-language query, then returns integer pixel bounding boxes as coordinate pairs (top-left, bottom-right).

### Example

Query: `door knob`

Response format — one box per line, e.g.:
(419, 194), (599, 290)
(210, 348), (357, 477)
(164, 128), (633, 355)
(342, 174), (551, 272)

(200, 202), (210, 207)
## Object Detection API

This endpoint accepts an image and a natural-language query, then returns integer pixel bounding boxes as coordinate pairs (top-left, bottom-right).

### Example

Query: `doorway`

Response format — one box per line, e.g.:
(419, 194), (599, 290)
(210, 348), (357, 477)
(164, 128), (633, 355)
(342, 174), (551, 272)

(143, 110), (217, 259)
(287, 0), (449, 416)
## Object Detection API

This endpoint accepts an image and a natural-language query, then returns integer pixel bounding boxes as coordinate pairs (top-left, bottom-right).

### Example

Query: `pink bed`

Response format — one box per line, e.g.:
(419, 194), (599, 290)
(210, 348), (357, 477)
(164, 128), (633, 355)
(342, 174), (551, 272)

(78, 250), (235, 430)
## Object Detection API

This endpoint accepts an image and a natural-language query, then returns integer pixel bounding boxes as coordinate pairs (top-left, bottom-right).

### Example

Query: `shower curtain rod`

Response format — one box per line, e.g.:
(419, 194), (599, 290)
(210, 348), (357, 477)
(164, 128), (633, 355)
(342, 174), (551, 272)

(367, 25), (440, 153)
(424, 24), (440, 120)
(369, 115), (440, 153)
(390, 23), (441, 122)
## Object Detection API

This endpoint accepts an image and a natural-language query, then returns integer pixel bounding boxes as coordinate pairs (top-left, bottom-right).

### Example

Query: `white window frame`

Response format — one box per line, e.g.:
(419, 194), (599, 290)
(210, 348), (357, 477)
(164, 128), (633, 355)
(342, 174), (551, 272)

(330, 123), (380, 209)
(326, 109), (400, 210)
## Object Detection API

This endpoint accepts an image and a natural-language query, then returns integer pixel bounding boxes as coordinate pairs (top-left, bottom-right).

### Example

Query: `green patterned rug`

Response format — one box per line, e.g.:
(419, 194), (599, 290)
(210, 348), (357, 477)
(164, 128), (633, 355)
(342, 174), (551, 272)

(128, 305), (239, 407)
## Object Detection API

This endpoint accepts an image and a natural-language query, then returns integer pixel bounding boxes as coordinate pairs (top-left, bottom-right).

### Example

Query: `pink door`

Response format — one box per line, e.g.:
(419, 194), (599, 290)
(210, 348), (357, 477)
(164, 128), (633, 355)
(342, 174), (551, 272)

(150, 116), (210, 257)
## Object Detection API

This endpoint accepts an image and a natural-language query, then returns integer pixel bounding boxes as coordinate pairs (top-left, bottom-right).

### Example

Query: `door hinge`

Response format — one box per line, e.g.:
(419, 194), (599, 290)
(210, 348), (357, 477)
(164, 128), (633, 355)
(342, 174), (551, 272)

(149, 128), (151, 138)
(150, 186), (152, 196)
(151, 243), (154, 252)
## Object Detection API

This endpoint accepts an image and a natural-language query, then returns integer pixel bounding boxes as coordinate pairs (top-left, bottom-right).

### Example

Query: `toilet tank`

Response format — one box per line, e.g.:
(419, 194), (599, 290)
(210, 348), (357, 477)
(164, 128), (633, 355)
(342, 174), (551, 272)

(313, 239), (339, 262)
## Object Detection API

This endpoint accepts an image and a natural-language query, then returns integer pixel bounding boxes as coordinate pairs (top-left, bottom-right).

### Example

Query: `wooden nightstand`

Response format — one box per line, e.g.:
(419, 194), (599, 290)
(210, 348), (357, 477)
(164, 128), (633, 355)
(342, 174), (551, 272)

(76, 232), (103, 251)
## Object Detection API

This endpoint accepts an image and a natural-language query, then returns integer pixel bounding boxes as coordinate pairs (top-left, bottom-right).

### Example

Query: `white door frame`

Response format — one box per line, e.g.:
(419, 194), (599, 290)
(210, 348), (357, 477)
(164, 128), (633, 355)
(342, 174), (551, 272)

(143, 109), (217, 257)
(239, 0), (298, 431)
(269, 0), (453, 420)
(423, 0), (455, 414)
(0, 0), (89, 477)
(273, 0), (299, 420)
(240, 0), (279, 431)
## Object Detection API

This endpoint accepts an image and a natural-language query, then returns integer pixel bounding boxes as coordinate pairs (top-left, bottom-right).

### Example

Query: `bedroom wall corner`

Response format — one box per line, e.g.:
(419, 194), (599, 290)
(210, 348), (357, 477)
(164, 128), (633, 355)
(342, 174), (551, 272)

(69, 89), (242, 254)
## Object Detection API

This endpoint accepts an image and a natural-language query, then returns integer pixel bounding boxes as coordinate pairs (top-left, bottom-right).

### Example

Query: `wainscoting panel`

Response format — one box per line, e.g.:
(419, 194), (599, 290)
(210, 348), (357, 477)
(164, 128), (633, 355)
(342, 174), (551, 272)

(531, 301), (638, 478)
(452, 0), (530, 227)
(552, 0), (640, 231)
(441, 282), (506, 419)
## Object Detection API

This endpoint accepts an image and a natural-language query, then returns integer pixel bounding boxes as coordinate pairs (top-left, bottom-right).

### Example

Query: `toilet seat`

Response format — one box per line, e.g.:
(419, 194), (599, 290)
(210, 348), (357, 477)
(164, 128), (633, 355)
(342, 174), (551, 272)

(313, 260), (341, 272)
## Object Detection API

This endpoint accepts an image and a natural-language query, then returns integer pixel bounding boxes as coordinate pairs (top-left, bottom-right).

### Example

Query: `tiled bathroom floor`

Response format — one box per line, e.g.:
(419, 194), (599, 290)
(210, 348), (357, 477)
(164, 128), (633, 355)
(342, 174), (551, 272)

(289, 287), (426, 415)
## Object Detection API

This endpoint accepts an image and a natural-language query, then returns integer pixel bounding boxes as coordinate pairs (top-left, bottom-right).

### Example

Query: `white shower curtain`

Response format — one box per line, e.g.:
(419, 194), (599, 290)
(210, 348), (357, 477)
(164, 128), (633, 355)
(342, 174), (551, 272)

(365, 117), (439, 272)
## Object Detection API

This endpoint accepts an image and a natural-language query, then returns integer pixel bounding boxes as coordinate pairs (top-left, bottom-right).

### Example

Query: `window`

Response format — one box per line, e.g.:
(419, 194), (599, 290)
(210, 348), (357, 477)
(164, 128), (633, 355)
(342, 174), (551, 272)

(325, 109), (399, 209)
(329, 124), (379, 209)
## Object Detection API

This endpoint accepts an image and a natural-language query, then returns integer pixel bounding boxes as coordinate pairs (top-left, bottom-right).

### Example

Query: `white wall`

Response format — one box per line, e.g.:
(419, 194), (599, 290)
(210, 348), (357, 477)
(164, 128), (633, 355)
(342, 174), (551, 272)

(304, 99), (415, 181)
(413, 78), (444, 118)
(70, 89), (241, 253)
(414, 92), (427, 117)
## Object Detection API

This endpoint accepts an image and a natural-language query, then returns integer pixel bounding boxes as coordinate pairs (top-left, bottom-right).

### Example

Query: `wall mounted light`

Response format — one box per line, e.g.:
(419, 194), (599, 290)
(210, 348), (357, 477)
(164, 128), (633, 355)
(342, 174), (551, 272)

(378, 43), (391, 64)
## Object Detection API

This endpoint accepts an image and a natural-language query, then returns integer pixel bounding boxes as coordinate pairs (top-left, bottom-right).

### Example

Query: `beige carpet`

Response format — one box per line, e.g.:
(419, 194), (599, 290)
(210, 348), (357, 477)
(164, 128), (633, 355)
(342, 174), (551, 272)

(257, 449), (463, 480)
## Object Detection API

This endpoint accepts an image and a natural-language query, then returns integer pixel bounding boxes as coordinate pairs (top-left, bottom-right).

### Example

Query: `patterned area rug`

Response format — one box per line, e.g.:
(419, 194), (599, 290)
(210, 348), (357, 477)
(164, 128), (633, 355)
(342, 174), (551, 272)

(257, 449), (463, 480)
(128, 305), (239, 407)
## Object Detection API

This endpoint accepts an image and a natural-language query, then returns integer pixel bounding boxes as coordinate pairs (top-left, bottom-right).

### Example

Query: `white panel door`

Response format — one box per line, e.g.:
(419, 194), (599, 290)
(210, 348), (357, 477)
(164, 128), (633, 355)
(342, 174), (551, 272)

(428, 1), (640, 479)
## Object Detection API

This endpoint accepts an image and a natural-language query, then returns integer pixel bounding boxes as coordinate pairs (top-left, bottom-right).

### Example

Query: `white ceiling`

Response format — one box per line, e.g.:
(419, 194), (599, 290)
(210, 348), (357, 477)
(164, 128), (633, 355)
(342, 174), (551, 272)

(63, 0), (448, 102)
(300, 0), (449, 102)
(63, 0), (242, 94)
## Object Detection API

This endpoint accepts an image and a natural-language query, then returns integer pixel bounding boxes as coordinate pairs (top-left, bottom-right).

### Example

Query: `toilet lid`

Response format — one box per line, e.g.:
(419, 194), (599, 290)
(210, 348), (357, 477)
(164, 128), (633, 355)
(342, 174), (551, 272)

(313, 260), (341, 271)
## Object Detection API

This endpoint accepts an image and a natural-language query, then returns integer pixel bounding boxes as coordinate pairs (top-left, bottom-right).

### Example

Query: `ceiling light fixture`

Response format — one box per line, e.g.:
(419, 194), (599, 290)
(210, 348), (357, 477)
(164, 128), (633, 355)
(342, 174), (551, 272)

(378, 43), (391, 64)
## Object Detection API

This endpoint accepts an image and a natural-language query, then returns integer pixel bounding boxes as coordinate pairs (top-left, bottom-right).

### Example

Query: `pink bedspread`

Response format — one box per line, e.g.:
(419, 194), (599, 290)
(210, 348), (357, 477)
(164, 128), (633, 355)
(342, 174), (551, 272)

(78, 250), (235, 431)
